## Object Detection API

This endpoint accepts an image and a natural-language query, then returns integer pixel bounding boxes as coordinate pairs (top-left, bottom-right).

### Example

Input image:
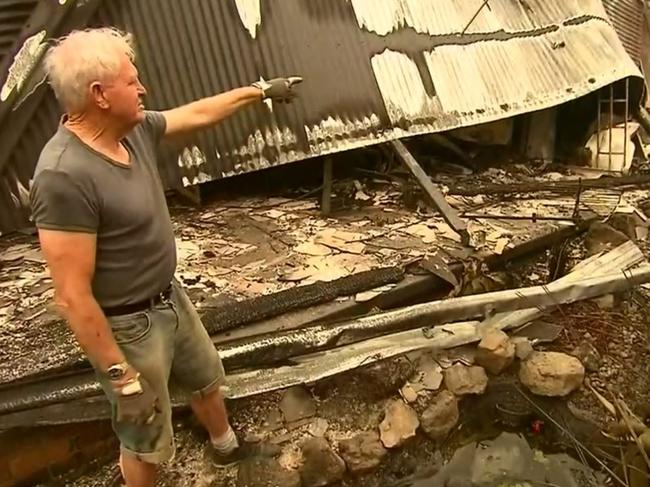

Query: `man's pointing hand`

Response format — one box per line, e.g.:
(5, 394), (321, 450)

(252, 76), (303, 103)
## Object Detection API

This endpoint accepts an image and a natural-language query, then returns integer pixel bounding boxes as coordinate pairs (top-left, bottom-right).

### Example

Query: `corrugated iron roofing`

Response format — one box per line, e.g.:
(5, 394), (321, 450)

(602, 0), (644, 62)
(93, 0), (641, 185)
(0, 0), (37, 65)
(350, 0), (611, 35)
(0, 0), (645, 233)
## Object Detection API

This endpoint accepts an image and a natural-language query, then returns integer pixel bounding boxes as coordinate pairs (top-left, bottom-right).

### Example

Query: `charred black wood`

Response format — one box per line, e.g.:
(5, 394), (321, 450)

(200, 266), (405, 335)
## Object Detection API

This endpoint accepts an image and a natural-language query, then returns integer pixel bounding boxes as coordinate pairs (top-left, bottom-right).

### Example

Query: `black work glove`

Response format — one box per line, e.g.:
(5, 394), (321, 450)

(112, 373), (160, 425)
(252, 76), (303, 103)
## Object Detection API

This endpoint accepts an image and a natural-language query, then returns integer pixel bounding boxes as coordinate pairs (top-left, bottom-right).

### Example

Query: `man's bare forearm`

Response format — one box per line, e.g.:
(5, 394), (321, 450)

(163, 86), (262, 135)
(193, 87), (262, 124)
(58, 293), (125, 372)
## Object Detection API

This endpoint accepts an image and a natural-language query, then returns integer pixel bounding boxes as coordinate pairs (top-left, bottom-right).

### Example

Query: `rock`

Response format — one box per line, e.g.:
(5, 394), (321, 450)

(400, 383), (419, 403)
(339, 431), (388, 474)
(608, 213), (640, 241)
(261, 408), (284, 433)
(280, 387), (316, 423)
(308, 418), (329, 437)
(299, 438), (346, 487)
(571, 342), (601, 373)
(420, 390), (459, 441)
(520, 352), (585, 397)
(594, 294), (615, 310)
(425, 432), (600, 485)
(357, 356), (415, 398)
(238, 457), (301, 487)
(443, 364), (488, 395)
(513, 338), (534, 360)
(379, 399), (419, 448)
(585, 222), (629, 255)
(412, 353), (444, 391)
(475, 330), (515, 374)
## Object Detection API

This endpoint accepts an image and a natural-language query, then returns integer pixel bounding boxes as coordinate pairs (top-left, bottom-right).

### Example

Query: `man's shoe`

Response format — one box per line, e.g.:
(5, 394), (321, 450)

(206, 440), (281, 468)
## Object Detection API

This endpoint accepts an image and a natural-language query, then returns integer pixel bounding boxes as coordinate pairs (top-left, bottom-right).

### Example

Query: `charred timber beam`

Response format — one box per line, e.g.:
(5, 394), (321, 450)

(200, 266), (405, 335)
(448, 174), (650, 197)
(218, 265), (650, 370)
(391, 140), (470, 244)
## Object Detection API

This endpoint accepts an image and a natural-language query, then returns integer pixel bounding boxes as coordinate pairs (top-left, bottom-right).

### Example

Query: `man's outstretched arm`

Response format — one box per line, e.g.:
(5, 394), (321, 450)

(162, 77), (303, 137)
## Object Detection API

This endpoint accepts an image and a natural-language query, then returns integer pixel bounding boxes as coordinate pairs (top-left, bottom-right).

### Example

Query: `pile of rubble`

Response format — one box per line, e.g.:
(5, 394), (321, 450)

(4, 160), (650, 486)
(228, 332), (588, 487)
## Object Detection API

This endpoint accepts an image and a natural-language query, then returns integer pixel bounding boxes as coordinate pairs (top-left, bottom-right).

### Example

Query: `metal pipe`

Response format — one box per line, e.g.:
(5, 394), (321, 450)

(609, 84), (614, 171)
(597, 88), (601, 164)
(621, 78), (630, 172)
(462, 213), (575, 222)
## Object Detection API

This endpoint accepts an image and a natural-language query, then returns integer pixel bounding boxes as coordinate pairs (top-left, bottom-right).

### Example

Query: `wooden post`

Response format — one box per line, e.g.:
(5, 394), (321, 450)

(391, 140), (469, 245)
(321, 158), (333, 215)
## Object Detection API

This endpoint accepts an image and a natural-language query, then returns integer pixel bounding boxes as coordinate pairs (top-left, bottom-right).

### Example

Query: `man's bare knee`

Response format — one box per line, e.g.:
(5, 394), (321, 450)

(120, 451), (157, 487)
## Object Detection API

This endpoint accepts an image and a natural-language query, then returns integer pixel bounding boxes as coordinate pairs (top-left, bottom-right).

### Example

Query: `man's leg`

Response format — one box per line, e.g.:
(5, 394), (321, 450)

(169, 281), (238, 459)
(190, 387), (230, 439)
(120, 452), (156, 487)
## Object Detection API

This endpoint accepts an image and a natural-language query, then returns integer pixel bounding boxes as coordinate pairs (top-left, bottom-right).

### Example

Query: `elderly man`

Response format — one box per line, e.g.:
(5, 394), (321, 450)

(29, 28), (301, 487)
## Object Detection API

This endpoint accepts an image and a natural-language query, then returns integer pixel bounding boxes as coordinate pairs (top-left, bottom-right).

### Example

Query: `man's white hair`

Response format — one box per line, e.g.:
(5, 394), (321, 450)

(44, 28), (135, 113)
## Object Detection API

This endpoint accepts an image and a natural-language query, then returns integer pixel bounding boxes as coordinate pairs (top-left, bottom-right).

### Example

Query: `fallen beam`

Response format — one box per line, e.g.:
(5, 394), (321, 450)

(448, 174), (650, 197)
(218, 263), (650, 369)
(0, 242), (642, 428)
(200, 266), (405, 335)
(391, 139), (469, 244)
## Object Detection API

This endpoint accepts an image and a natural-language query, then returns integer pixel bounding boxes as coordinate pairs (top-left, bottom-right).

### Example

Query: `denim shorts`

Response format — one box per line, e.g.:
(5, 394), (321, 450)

(96, 280), (225, 464)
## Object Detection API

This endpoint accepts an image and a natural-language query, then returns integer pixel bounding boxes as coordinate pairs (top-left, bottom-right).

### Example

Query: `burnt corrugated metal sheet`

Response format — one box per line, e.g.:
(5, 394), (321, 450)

(0, 91), (59, 233)
(602, 0), (643, 62)
(0, 0), (37, 65)
(0, 0), (645, 233)
(0, 0), (100, 234)
(93, 0), (641, 186)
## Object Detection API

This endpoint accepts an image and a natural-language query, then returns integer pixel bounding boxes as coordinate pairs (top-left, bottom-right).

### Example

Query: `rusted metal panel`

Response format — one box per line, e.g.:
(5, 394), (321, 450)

(0, 0), (645, 233)
(602, 0), (644, 62)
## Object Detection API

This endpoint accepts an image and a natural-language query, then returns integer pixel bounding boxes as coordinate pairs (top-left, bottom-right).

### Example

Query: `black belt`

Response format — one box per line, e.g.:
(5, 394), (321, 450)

(102, 285), (172, 317)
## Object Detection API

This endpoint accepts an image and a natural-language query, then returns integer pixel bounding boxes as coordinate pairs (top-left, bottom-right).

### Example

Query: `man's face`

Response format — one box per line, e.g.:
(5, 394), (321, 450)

(97, 55), (147, 127)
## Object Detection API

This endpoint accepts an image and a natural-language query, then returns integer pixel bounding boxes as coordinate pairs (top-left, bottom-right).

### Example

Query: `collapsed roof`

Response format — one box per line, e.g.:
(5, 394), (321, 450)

(0, 0), (644, 233)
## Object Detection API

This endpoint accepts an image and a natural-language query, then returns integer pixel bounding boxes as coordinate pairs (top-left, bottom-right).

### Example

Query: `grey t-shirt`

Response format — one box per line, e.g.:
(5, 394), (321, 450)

(30, 111), (177, 308)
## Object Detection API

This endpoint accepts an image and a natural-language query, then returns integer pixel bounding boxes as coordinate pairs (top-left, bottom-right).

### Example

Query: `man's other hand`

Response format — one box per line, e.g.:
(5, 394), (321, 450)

(112, 371), (160, 425)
